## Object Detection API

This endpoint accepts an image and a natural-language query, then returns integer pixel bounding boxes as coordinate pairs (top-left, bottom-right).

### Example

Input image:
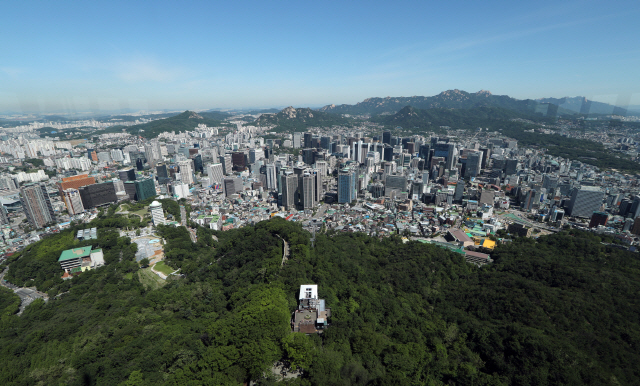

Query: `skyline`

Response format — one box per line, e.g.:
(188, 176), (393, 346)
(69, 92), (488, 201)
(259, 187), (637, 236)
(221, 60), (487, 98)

(2, 0), (640, 114)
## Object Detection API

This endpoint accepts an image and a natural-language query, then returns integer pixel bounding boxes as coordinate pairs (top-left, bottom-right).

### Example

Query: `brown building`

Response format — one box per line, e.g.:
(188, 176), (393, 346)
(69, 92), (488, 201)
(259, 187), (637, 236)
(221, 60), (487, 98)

(57, 174), (95, 210)
(631, 218), (640, 235)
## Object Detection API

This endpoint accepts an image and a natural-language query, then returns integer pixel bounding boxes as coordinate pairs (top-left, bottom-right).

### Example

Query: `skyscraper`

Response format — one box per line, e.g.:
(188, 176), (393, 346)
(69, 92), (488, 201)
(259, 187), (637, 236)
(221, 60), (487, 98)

(118, 168), (136, 182)
(20, 183), (55, 229)
(62, 188), (85, 215)
(265, 163), (277, 190)
(207, 163), (225, 186)
(567, 186), (604, 218)
(382, 131), (391, 145)
(149, 200), (165, 226)
(177, 160), (194, 185)
(79, 182), (117, 209)
(134, 177), (156, 201)
(338, 168), (356, 204)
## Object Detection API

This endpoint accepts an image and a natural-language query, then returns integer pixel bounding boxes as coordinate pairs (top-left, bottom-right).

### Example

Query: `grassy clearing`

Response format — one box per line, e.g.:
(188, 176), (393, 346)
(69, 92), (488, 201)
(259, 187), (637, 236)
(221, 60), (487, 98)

(131, 207), (148, 217)
(138, 268), (166, 290)
(153, 261), (175, 276)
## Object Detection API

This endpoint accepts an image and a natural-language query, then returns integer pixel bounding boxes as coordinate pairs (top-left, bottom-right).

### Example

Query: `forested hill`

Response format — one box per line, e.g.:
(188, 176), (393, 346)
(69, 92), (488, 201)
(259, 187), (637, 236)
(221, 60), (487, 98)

(105, 110), (232, 138)
(254, 106), (355, 132)
(319, 89), (568, 117)
(0, 216), (639, 385)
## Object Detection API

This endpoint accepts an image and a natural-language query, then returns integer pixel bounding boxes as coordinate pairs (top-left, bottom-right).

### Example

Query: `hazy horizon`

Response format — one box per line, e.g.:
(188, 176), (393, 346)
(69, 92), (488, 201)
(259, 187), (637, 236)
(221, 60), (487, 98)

(2, 0), (640, 115)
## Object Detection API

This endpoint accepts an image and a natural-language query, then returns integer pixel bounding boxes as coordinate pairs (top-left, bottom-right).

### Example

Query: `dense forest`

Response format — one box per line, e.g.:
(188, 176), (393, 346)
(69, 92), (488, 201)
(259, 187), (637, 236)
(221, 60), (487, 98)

(0, 218), (639, 385)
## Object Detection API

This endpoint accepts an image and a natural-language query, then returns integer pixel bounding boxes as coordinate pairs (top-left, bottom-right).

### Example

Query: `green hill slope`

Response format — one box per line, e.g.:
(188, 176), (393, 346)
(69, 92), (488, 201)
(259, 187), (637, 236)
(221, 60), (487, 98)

(255, 106), (355, 132)
(1, 219), (639, 385)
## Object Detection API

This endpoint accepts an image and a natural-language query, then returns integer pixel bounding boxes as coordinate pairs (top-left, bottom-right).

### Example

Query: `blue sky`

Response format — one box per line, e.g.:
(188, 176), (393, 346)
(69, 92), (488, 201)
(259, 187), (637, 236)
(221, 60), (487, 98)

(1, 0), (639, 114)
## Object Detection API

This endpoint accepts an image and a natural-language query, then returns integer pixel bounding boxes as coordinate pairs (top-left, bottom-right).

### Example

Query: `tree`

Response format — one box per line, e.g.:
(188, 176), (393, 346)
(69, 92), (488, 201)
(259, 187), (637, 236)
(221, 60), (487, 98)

(139, 258), (150, 267)
(136, 229), (141, 236)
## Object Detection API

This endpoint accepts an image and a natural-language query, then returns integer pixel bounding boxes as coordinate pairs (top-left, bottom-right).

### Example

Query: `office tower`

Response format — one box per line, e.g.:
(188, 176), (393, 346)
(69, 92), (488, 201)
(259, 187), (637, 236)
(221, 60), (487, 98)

(542, 175), (559, 192)
(405, 142), (415, 154)
(231, 152), (246, 172)
(628, 196), (640, 219)
(505, 159), (518, 176)
(124, 181), (137, 201)
(134, 177), (156, 201)
(302, 148), (315, 166)
(20, 183), (55, 229)
(465, 152), (482, 178)
(301, 173), (316, 209)
(219, 154), (232, 175)
(313, 169), (323, 203)
(173, 183), (190, 199)
(338, 168), (356, 204)
(79, 182), (117, 209)
(249, 148), (264, 164)
(523, 189), (536, 211)
(87, 149), (97, 161)
(281, 173), (299, 210)
(589, 212), (609, 228)
(62, 188), (84, 215)
(57, 174), (96, 211)
(433, 142), (456, 170)
(567, 186), (604, 218)
(156, 164), (169, 184)
(135, 157), (145, 171)
(0, 205), (8, 226)
(192, 154), (203, 173)
(304, 132), (313, 149)
(149, 200), (165, 226)
(224, 178), (238, 197)
(314, 161), (328, 177)
(454, 180), (465, 202)
(265, 163), (277, 190)
(177, 160), (194, 185)
(110, 148), (124, 162)
(385, 174), (407, 195)
(0, 176), (17, 190)
(119, 168), (136, 182)
(207, 163), (225, 185)
(383, 131), (391, 145)
(293, 132), (303, 148)
(320, 136), (332, 150)
(113, 179), (125, 193)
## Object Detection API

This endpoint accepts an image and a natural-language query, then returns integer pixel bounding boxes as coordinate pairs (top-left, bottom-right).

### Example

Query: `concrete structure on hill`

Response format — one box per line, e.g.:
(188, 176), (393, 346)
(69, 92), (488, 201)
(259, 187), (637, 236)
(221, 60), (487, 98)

(292, 284), (330, 334)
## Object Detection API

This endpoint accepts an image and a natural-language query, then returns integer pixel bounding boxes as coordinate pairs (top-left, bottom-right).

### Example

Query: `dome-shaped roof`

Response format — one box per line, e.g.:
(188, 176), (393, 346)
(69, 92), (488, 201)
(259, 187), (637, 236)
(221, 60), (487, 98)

(150, 201), (161, 207)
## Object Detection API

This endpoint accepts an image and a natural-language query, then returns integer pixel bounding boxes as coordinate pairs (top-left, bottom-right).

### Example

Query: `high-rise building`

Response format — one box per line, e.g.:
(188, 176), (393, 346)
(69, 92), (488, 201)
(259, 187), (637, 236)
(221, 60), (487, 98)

(219, 154), (232, 175)
(293, 132), (303, 148)
(382, 131), (391, 145)
(57, 174), (96, 211)
(231, 152), (246, 172)
(567, 186), (604, 218)
(79, 182), (117, 209)
(149, 200), (165, 226)
(124, 181), (137, 201)
(304, 132), (313, 149)
(62, 188), (85, 215)
(505, 159), (518, 176)
(465, 152), (482, 178)
(156, 164), (170, 184)
(118, 168), (136, 182)
(265, 164), (277, 190)
(177, 160), (194, 185)
(192, 154), (203, 173)
(134, 177), (156, 201)
(20, 183), (55, 229)
(280, 173), (299, 210)
(589, 211), (609, 228)
(207, 163), (225, 186)
(301, 173), (316, 209)
(454, 180), (465, 202)
(433, 142), (456, 170)
(385, 174), (407, 195)
(302, 148), (315, 166)
(338, 168), (356, 204)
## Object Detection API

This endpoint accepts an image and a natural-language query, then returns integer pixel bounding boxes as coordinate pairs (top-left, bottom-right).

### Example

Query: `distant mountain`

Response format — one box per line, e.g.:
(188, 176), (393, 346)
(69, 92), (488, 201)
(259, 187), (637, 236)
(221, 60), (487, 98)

(198, 111), (232, 120)
(254, 106), (354, 132)
(118, 110), (229, 138)
(374, 105), (528, 131)
(537, 96), (628, 116)
(320, 89), (564, 117)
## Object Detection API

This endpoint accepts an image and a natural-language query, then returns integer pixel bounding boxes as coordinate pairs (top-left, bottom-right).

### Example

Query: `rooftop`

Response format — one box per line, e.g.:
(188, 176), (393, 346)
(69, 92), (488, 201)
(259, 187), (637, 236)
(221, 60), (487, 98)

(59, 246), (92, 261)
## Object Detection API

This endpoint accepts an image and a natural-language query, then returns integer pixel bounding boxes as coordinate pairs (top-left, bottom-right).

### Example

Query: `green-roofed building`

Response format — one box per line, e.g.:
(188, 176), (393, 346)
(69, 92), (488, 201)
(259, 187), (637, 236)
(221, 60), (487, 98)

(58, 246), (92, 271)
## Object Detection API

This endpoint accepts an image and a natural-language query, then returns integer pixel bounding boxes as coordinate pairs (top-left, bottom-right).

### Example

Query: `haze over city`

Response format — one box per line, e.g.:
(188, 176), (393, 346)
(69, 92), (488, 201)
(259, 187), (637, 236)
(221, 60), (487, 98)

(2, 0), (640, 114)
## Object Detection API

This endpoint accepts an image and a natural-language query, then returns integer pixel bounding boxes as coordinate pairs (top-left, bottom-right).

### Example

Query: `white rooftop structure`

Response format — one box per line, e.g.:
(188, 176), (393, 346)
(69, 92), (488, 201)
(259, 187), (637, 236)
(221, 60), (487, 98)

(150, 201), (165, 226)
(299, 284), (318, 300)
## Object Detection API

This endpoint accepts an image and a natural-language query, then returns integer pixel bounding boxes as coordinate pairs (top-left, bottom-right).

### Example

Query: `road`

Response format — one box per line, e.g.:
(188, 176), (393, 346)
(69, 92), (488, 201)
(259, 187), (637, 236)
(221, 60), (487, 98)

(0, 267), (48, 315)
(313, 203), (327, 219)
